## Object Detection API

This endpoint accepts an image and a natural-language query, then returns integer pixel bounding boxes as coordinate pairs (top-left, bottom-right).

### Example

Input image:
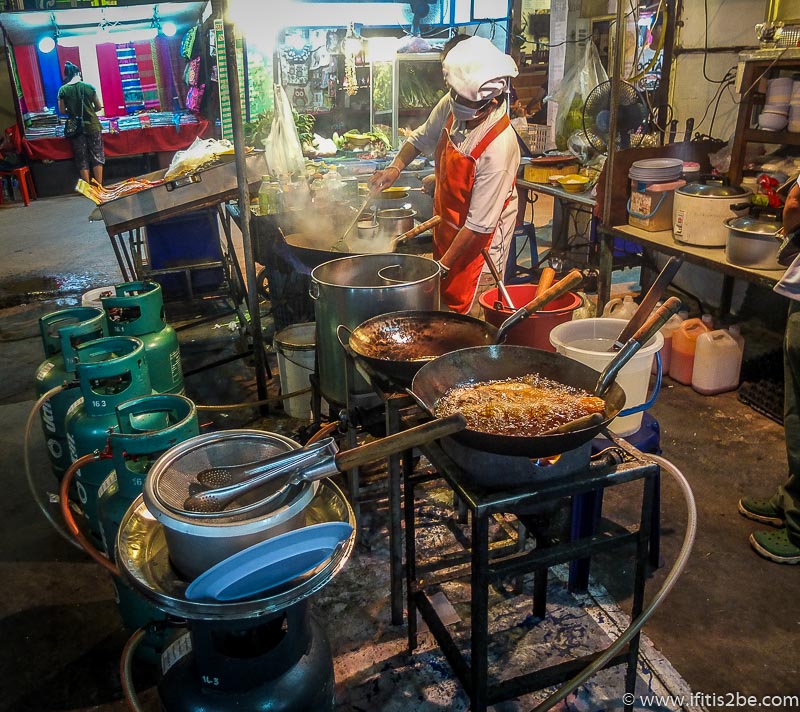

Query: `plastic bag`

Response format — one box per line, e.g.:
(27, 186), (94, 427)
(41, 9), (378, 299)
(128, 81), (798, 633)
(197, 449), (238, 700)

(164, 137), (234, 180)
(263, 84), (307, 182)
(548, 40), (609, 151)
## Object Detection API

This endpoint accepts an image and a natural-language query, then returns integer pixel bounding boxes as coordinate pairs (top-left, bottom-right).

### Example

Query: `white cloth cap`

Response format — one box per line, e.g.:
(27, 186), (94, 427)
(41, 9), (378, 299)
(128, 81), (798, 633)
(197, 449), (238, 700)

(442, 36), (519, 102)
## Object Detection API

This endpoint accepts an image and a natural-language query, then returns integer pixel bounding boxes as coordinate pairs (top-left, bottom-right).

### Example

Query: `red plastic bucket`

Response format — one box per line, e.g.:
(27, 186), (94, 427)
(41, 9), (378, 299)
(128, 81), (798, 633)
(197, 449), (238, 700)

(479, 284), (582, 350)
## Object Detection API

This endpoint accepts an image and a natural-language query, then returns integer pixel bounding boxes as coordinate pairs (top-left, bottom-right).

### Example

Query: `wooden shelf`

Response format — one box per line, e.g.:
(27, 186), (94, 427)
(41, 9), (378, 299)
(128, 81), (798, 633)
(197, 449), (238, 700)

(728, 53), (800, 186)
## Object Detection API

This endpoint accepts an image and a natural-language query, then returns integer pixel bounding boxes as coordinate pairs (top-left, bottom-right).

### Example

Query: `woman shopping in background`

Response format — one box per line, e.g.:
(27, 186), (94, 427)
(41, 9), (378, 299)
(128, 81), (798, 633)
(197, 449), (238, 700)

(57, 62), (105, 186)
(369, 35), (520, 317)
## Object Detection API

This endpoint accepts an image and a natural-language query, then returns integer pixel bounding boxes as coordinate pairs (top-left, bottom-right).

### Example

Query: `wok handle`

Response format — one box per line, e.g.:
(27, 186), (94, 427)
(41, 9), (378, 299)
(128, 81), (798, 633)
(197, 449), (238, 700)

(595, 296), (682, 398)
(537, 266), (556, 293)
(496, 269), (583, 343)
(336, 324), (352, 350)
(612, 255), (683, 350)
(397, 215), (442, 243)
(333, 413), (466, 471)
(481, 248), (515, 309)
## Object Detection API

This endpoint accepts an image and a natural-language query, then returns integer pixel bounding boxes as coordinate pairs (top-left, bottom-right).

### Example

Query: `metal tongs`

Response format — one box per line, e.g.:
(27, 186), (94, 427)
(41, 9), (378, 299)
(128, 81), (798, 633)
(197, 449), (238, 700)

(183, 438), (340, 515)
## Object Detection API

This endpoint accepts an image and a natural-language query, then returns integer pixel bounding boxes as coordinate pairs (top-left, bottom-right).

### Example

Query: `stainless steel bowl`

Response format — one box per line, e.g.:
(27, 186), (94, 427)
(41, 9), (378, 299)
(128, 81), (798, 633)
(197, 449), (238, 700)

(142, 429), (317, 579)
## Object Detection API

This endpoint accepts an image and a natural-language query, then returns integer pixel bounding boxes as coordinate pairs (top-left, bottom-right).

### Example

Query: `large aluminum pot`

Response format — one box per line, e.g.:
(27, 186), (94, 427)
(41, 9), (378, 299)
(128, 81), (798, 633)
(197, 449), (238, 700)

(724, 215), (784, 270)
(310, 253), (440, 405)
(142, 429), (315, 579)
(672, 179), (750, 247)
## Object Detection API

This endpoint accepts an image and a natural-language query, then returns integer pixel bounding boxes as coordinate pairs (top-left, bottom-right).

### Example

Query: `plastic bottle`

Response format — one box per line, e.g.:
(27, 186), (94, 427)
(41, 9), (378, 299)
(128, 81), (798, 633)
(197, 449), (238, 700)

(258, 174), (274, 215)
(602, 294), (637, 319)
(692, 329), (743, 394)
(652, 310), (683, 375)
(701, 313), (714, 330)
(678, 309), (689, 321)
(669, 317), (711, 385)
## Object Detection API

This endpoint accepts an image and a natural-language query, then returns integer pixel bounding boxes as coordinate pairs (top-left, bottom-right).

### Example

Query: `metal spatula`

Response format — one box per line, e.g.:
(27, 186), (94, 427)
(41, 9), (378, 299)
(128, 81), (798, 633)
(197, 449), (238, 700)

(331, 190), (377, 252)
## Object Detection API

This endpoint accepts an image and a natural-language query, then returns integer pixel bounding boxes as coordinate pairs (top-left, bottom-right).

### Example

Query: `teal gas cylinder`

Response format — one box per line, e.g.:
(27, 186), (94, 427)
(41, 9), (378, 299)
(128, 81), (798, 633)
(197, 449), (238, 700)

(97, 394), (199, 663)
(35, 307), (107, 480)
(102, 281), (184, 395)
(65, 336), (153, 546)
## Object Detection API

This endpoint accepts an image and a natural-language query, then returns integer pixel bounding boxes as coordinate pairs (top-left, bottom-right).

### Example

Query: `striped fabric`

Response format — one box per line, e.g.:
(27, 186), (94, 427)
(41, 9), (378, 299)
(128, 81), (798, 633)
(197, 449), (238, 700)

(117, 42), (145, 113)
(135, 40), (160, 110)
(14, 45), (46, 113)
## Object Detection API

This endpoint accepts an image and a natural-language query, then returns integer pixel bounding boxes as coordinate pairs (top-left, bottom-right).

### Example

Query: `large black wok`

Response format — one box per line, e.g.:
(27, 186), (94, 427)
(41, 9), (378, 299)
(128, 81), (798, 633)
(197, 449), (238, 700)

(341, 270), (584, 387)
(339, 311), (498, 386)
(410, 298), (681, 458)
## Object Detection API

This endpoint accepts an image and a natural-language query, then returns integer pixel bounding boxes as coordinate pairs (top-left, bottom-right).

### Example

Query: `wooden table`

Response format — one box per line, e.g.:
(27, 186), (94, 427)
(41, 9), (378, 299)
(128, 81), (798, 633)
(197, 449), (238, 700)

(597, 223), (786, 314)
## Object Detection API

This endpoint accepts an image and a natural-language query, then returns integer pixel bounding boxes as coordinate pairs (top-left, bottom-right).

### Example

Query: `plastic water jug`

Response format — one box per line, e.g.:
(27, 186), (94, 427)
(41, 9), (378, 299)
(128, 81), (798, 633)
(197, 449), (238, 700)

(692, 329), (743, 394)
(602, 294), (637, 319)
(669, 318), (710, 385)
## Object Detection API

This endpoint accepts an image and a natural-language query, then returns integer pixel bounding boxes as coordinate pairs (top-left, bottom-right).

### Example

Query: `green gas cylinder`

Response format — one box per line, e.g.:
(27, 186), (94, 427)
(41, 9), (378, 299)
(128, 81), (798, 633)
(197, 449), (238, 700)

(102, 281), (184, 395)
(35, 307), (108, 480)
(97, 394), (199, 662)
(65, 336), (153, 546)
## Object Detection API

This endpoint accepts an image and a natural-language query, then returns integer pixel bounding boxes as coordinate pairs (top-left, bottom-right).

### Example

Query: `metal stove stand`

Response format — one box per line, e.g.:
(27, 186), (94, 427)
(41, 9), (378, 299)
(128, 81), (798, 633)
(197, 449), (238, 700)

(407, 435), (659, 712)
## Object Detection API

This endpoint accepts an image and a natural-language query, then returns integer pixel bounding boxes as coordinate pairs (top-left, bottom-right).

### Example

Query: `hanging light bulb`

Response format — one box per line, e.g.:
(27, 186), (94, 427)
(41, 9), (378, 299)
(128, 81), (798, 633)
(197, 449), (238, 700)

(161, 21), (177, 37)
(38, 35), (56, 53)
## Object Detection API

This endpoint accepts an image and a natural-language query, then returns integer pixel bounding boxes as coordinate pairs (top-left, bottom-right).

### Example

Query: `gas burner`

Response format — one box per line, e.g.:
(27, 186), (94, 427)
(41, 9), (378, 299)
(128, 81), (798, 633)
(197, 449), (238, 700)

(439, 436), (596, 491)
(116, 481), (355, 621)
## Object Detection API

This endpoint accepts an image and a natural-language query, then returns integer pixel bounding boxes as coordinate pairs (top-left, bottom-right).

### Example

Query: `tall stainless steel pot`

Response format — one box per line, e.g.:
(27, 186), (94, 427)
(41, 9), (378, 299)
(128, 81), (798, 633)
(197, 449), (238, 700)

(310, 254), (441, 405)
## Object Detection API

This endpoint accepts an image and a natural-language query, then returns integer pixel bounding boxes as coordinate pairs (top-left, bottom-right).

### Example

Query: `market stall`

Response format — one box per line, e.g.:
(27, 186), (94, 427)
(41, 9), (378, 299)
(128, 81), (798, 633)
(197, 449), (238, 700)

(0, 3), (213, 192)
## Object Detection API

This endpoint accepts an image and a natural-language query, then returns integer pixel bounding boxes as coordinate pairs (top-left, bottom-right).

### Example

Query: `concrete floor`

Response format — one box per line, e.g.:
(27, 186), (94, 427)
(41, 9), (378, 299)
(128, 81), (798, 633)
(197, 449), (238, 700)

(0, 192), (797, 711)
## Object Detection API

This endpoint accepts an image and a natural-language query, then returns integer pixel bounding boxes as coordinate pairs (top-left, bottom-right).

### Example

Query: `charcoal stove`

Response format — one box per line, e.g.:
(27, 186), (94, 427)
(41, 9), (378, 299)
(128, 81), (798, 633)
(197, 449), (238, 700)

(406, 431), (660, 712)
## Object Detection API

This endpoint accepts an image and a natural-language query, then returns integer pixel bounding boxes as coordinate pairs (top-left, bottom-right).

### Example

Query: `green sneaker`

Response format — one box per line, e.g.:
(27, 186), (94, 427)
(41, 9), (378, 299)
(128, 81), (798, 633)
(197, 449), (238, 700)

(738, 497), (784, 527)
(750, 528), (800, 564)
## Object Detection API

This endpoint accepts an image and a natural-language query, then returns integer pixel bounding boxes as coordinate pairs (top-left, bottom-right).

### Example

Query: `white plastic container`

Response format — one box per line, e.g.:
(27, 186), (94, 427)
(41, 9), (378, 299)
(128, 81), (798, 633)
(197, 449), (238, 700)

(274, 322), (316, 419)
(81, 286), (116, 309)
(602, 294), (637, 319)
(549, 318), (663, 436)
(692, 329), (742, 395)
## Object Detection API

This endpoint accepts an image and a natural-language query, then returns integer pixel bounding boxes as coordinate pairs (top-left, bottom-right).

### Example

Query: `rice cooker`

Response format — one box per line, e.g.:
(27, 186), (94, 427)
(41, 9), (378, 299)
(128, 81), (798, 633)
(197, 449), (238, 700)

(672, 180), (750, 247)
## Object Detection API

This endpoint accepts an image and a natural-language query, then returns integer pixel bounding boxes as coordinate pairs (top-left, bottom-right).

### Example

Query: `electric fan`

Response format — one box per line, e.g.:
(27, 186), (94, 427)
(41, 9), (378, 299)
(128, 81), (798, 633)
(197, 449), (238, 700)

(582, 79), (649, 153)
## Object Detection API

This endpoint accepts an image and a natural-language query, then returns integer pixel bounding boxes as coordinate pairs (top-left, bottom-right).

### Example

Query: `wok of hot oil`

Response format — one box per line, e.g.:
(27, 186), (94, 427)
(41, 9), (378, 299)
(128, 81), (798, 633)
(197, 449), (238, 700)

(434, 374), (606, 437)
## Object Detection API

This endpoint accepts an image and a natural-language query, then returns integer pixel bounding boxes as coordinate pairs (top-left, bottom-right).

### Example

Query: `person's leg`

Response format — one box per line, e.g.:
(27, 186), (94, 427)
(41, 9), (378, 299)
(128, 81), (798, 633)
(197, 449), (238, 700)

(72, 135), (90, 183)
(749, 300), (800, 563)
(87, 133), (105, 186)
(770, 300), (800, 541)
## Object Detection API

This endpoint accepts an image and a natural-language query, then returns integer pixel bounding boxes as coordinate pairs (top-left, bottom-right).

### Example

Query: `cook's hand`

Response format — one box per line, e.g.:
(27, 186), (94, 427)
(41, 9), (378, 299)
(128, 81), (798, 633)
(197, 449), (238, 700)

(368, 165), (401, 192)
(421, 173), (436, 197)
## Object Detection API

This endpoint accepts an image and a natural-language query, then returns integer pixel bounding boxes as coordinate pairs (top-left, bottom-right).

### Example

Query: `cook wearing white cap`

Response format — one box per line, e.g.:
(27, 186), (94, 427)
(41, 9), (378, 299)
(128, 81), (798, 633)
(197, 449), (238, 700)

(370, 35), (520, 315)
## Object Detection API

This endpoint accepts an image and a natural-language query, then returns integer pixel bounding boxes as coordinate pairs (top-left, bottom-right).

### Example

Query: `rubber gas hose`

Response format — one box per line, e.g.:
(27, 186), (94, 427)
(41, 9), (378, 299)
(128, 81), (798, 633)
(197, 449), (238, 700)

(532, 454), (697, 712)
(120, 627), (146, 712)
(195, 386), (312, 411)
(59, 451), (119, 577)
(24, 384), (81, 548)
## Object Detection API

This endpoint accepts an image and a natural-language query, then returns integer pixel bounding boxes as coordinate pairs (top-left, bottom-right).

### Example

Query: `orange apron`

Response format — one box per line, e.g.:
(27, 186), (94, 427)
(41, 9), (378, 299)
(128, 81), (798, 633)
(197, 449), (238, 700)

(433, 113), (512, 314)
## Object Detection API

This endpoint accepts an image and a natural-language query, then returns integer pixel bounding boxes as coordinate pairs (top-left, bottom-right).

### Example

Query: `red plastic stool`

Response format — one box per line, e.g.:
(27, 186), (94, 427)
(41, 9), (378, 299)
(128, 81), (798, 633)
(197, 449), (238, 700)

(0, 166), (37, 206)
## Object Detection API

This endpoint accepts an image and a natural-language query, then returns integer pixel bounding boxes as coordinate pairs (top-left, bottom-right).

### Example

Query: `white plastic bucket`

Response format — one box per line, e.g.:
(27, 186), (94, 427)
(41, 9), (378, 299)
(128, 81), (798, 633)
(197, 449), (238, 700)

(274, 322), (316, 420)
(81, 286), (116, 309)
(549, 318), (663, 437)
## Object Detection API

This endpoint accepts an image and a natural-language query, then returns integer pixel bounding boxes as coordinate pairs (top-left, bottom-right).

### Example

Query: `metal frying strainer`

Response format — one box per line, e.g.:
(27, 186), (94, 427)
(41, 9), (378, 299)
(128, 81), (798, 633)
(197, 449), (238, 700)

(144, 430), (316, 523)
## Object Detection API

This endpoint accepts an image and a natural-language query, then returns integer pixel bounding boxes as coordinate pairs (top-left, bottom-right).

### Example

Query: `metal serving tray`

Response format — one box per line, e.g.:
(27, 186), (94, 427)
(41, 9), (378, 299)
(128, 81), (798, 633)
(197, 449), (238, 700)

(99, 151), (266, 232)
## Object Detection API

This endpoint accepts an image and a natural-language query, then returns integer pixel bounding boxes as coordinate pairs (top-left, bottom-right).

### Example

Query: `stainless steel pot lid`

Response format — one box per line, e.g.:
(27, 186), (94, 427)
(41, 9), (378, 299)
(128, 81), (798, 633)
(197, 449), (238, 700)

(116, 482), (356, 620)
(725, 216), (782, 235)
(143, 429), (315, 525)
(677, 182), (748, 197)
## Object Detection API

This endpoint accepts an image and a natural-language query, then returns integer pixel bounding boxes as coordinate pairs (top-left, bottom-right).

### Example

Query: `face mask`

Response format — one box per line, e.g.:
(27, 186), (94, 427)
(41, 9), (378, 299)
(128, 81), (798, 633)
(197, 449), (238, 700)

(449, 97), (488, 122)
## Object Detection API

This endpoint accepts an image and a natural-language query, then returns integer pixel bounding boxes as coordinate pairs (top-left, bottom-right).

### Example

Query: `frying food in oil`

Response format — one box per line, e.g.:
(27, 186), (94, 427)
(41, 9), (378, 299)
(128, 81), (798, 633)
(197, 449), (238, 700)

(434, 374), (605, 437)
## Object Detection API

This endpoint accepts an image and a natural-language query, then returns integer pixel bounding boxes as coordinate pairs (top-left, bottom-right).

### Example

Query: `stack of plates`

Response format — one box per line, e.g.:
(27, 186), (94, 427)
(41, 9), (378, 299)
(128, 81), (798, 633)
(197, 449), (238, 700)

(628, 158), (684, 182)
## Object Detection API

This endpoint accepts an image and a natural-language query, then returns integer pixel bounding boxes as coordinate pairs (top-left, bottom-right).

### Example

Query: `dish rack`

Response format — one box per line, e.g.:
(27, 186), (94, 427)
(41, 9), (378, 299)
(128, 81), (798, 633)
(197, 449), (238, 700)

(519, 124), (549, 155)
